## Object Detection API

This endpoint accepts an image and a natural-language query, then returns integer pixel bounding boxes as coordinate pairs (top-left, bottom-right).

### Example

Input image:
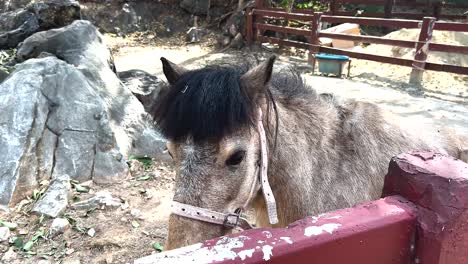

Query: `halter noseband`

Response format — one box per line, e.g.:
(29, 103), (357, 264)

(170, 108), (279, 229)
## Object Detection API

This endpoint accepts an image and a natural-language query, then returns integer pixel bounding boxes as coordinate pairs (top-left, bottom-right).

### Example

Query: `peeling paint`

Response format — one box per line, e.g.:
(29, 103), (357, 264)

(257, 240), (265, 244)
(238, 249), (255, 260)
(135, 236), (250, 264)
(280, 237), (293, 244)
(262, 245), (273, 261)
(304, 223), (342, 237)
(262, 231), (273, 238)
(311, 213), (326, 223)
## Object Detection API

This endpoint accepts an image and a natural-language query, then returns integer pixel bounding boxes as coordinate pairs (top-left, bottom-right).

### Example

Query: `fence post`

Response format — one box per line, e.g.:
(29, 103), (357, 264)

(409, 17), (435, 85)
(432, 2), (442, 20)
(308, 12), (322, 72)
(384, 0), (394, 18)
(255, 0), (264, 9)
(382, 151), (468, 264)
(383, 0), (395, 33)
(330, 0), (338, 16)
(246, 7), (253, 46)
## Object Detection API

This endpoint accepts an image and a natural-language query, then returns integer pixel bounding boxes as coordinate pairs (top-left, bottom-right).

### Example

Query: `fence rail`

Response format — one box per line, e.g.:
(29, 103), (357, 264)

(264, 0), (468, 20)
(247, 4), (468, 82)
(134, 152), (468, 264)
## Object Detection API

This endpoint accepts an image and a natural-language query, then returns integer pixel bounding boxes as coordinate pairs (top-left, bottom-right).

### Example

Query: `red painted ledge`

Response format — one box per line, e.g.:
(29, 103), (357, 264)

(133, 196), (416, 264)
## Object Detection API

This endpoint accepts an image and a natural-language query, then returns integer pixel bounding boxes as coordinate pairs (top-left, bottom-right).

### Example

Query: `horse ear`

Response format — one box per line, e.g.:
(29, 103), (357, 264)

(160, 57), (188, 85)
(240, 55), (276, 97)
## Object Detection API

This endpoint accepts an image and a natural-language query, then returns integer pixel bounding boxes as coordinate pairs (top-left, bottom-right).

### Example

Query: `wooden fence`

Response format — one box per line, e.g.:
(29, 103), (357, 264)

(273, 0), (468, 20)
(246, 1), (468, 83)
(134, 151), (468, 263)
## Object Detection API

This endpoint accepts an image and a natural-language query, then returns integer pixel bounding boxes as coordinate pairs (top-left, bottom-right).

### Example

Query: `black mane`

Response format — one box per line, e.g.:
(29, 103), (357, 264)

(152, 66), (255, 142)
(152, 64), (311, 143)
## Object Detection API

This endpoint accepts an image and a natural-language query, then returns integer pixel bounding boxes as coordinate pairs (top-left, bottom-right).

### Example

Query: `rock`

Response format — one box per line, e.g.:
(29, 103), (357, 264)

(159, 16), (184, 37)
(62, 258), (81, 264)
(71, 191), (122, 211)
(130, 209), (143, 219)
(32, 174), (71, 217)
(1, 247), (17, 262)
(18, 229), (28, 235)
(221, 35), (231, 47)
(38, 259), (52, 264)
(87, 228), (96, 237)
(180, 0), (209, 15)
(118, 69), (165, 113)
(93, 149), (129, 185)
(0, 20), (167, 208)
(117, 3), (140, 34)
(0, 0), (34, 12)
(0, 226), (11, 242)
(0, 8), (40, 49)
(230, 33), (244, 50)
(224, 11), (246, 38)
(16, 20), (167, 159)
(0, 68), (8, 83)
(49, 218), (70, 238)
(0, 0), (81, 49)
(128, 160), (144, 175)
(186, 27), (204, 43)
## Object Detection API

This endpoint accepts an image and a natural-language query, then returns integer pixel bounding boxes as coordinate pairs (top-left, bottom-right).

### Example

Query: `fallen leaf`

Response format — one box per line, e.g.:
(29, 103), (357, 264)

(136, 175), (151, 181)
(0, 220), (18, 230)
(131, 221), (140, 228)
(23, 240), (34, 251)
(74, 184), (90, 193)
(12, 237), (24, 249)
(152, 242), (163, 252)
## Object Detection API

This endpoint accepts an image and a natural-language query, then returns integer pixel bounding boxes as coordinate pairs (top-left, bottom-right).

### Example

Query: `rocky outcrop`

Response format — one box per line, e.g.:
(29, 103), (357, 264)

(0, 0), (81, 49)
(118, 69), (166, 112)
(0, 20), (167, 210)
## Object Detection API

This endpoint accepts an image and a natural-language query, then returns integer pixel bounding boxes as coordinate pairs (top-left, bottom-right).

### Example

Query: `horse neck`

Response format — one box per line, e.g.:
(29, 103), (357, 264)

(255, 95), (341, 227)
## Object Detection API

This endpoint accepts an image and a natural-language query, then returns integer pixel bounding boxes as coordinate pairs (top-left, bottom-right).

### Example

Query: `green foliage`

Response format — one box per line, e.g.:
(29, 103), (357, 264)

(152, 242), (164, 252)
(273, 0), (328, 11)
(0, 49), (16, 75)
(128, 155), (153, 170)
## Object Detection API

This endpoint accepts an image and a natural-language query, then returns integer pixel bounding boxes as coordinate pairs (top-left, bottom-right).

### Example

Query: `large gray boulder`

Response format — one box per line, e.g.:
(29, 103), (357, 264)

(0, 20), (166, 211)
(0, 0), (81, 49)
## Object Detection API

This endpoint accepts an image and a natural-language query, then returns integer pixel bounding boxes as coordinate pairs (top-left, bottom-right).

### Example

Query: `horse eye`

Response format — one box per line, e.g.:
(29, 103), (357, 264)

(226, 150), (246, 166)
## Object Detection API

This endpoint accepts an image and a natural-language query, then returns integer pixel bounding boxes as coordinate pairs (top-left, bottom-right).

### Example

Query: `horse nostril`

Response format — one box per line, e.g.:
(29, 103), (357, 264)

(196, 212), (200, 215)
(182, 208), (185, 211)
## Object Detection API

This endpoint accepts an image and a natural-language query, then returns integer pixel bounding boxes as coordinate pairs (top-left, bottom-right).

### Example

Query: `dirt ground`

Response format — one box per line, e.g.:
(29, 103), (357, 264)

(1, 28), (467, 264)
(0, 160), (175, 264)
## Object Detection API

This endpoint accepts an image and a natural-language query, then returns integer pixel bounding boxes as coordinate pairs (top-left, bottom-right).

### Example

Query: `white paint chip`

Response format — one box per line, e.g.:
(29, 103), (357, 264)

(280, 237), (293, 244)
(304, 223), (341, 237)
(238, 249), (255, 260)
(262, 245), (273, 261)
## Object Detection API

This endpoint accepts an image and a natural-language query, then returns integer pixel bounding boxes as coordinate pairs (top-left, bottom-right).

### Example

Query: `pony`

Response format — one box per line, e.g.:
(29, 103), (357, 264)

(150, 56), (467, 250)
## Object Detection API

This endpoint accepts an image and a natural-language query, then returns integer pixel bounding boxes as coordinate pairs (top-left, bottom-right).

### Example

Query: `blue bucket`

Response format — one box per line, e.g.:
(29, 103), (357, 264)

(315, 53), (349, 76)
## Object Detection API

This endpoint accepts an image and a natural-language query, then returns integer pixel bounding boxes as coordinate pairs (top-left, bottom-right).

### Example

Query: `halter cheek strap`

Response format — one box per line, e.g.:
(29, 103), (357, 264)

(257, 108), (279, 225)
(170, 108), (279, 229)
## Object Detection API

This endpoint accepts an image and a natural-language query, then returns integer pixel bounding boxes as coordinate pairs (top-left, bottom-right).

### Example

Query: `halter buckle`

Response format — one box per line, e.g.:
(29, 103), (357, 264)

(224, 213), (240, 228)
